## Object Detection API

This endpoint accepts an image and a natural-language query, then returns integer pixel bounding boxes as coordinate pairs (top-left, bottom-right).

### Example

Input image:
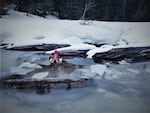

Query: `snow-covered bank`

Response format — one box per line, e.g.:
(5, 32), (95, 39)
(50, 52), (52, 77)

(87, 44), (150, 58)
(0, 10), (150, 57)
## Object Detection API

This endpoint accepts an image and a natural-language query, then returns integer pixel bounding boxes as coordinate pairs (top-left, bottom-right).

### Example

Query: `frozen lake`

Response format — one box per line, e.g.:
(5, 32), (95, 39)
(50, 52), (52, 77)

(0, 49), (150, 113)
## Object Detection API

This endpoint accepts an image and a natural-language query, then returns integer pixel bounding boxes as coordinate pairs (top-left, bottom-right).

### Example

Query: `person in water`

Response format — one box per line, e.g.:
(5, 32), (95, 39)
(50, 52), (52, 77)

(49, 50), (62, 64)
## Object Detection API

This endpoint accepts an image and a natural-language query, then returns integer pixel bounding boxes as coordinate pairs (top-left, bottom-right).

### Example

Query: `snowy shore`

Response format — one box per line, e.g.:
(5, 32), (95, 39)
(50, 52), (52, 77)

(0, 10), (150, 58)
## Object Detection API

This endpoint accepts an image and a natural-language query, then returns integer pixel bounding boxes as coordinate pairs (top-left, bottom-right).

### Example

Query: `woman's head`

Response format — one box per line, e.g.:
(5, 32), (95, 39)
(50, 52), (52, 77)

(53, 50), (60, 57)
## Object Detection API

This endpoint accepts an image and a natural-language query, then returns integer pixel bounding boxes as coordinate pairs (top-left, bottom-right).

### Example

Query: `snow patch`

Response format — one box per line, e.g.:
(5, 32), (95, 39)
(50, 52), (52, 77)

(61, 36), (83, 45)
(45, 15), (59, 20)
(87, 45), (114, 58)
(46, 43), (96, 54)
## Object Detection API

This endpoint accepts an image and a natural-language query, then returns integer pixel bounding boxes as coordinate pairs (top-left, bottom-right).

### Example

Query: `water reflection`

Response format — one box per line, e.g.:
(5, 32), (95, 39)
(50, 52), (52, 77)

(35, 84), (51, 94)
(48, 63), (61, 77)
(47, 61), (77, 77)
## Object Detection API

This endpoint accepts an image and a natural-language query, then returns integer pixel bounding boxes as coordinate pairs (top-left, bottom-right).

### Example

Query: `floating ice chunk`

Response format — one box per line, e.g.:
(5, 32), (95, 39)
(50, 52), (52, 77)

(97, 88), (107, 93)
(144, 64), (150, 74)
(121, 88), (140, 96)
(145, 68), (150, 74)
(90, 64), (106, 77)
(104, 75), (114, 80)
(10, 67), (34, 75)
(30, 57), (41, 63)
(104, 69), (113, 75)
(78, 69), (90, 73)
(32, 72), (49, 79)
(104, 69), (118, 80)
(77, 68), (92, 77)
(104, 68), (122, 79)
(18, 62), (42, 69)
(105, 92), (118, 98)
(126, 68), (140, 74)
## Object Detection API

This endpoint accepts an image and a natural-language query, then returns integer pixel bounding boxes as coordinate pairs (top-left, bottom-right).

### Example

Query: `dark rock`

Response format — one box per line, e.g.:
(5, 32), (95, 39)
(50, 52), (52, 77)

(84, 42), (106, 47)
(60, 50), (88, 58)
(6, 44), (70, 51)
(1, 74), (23, 80)
(0, 43), (9, 46)
(93, 46), (150, 63)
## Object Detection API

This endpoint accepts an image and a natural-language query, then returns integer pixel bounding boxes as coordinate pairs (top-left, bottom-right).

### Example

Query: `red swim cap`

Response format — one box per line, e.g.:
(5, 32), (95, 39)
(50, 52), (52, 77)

(54, 50), (59, 55)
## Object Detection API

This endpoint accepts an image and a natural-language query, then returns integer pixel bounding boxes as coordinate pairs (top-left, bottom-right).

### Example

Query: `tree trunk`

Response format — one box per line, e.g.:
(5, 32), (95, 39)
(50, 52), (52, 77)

(122, 0), (127, 20)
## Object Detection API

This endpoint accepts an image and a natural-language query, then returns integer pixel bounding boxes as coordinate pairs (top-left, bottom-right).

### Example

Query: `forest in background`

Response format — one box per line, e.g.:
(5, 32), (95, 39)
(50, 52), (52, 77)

(0, 0), (150, 21)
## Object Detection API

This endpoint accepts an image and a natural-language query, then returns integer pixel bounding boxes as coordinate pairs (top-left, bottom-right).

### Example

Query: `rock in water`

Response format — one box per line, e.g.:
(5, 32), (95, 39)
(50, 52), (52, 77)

(93, 46), (150, 63)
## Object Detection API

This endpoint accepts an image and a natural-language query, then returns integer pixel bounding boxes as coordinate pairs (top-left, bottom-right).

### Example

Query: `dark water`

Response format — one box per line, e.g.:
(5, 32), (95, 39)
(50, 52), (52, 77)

(0, 49), (150, 113)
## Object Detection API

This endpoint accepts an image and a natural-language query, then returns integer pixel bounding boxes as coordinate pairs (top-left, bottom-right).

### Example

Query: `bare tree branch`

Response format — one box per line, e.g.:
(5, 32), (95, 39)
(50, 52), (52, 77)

(81, 0), (96, 20)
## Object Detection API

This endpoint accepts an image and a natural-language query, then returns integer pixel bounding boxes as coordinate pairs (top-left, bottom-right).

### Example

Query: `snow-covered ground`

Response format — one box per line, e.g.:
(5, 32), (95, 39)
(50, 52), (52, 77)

(0, 10), (150, 58)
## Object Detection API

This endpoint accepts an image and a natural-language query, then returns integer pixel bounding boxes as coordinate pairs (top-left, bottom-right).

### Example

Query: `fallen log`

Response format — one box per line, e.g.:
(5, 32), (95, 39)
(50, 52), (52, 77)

(0, 77), (89, 84)
(0, 77), (92, 94)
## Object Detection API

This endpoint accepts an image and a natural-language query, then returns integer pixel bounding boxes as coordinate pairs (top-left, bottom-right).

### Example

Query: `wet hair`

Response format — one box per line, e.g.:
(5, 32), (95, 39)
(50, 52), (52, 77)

(54, 50), (60, 55)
